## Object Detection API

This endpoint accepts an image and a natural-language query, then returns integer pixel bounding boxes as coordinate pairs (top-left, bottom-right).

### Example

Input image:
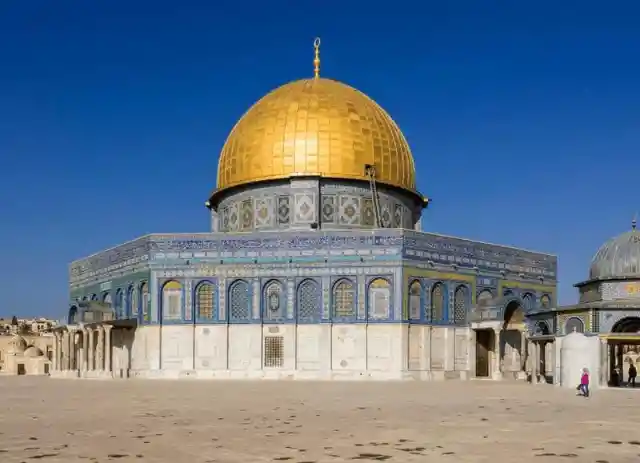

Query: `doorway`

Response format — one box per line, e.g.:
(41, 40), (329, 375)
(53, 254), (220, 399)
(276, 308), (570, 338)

(475, 330), (493, 377)
(17, 363), (26, 375)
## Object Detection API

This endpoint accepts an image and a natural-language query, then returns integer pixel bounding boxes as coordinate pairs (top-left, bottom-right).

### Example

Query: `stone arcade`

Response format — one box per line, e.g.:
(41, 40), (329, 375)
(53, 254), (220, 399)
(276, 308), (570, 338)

(52, 40), (558, 381)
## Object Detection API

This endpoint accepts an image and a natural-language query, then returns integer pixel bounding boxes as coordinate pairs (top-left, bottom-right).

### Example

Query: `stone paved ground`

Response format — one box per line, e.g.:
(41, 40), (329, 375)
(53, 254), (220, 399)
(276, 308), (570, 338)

(1, 377), (640, 462)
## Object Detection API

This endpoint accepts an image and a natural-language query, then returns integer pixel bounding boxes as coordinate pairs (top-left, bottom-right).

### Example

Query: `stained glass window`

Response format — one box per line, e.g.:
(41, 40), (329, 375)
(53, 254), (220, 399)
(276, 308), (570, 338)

(162, 281), (182, 320)
(297, 279), (320, 321)
(453, 285), (467, 324)
(264, 281), (283, 321)
(477, 290), (493, 309)
(130, 285), (139, 316)
(333, 279), (356, 318)
(196, 282), (215, 319)
(541, 295), (551, 309)
(141, 282), (149, 321)
(115, 289), (124, 319)
(431, 283), (445, 322)
(409, 280), (421, 320)
(565, 317), (584, 334)
(229, 280), (250, 321)
(368, 278), (391, 320)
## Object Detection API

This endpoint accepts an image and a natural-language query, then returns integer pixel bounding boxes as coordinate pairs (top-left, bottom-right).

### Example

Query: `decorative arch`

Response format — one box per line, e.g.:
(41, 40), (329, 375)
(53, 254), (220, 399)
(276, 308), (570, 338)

(195, 281), (216, 320)
(140, 282), (149, 321)
(90, 294), (98, 301)
(540, 294), (551, 309)
(263, 279), (285, 321)
(476, 289), (493, 309)
(115, 289), (124, 319)
(611, 316), (640, 334)
(430, 282), (445, 322)
(128, 285), (138, 317)
(102, 292), (112, 304)
(453, 285), (468, 324)
(368, 278), (391, 320)
(564, 317), (585, 334)
(534, 320), (551, 335)
(522, 293), (534, 312)
(332, 278), (356, 319)
(408, 280), (422, 320)
(297, 279), (321, 322)
(503, 299), (525, 327)
(68, 306), (78, 324)
(82, 296), (88, 301)
(162, 280), (183, 321)
(228, 279), (251, 322)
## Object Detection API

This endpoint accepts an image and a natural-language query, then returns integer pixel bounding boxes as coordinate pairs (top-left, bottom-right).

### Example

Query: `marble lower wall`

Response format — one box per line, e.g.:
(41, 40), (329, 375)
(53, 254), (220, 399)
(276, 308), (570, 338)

(126, 324), (473, 380)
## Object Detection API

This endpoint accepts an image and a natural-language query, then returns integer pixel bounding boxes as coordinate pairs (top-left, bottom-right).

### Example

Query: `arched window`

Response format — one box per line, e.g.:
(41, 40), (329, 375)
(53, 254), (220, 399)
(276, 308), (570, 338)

(540, 294), (551, 309)
(103, 292), (112, 305)
(503, 289), (513, 297)
(196, 282), (215, 320)
(565, 317), (584, 334)
(162, 281), (182, 320)
(409, 280), (422, 320)
(91, 294), (98, 301)
(368, 278), (391, 320)
(453, 285), (467, 324)
(115, 289), (124, 319)
(141, 282), (149, 321)
(68, 306), (78, 324)
(477, 290), (493, 309)
(129, 285), (139, 316)
(522, 293), (533, 311)
(297, 279), (320, 322)
(332, 279), (356, 318)
(430, 283), (445, 322)
(264, 280), (284, 321)
(229, 280), (250, 321)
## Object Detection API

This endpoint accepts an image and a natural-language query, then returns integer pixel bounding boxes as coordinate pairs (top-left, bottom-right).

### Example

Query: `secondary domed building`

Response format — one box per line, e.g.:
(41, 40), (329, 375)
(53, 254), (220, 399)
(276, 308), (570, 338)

(529, 220), (640, 388)
(52, 40), (557, 381)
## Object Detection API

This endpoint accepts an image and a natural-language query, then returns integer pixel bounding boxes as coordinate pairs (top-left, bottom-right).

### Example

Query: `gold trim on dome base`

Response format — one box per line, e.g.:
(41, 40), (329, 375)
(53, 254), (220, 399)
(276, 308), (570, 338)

(212, 77), (419, 200)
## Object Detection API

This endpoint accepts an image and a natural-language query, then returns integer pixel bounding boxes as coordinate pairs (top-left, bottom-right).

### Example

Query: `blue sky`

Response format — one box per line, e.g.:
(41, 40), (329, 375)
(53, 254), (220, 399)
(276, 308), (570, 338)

(1, 1), (639, 317)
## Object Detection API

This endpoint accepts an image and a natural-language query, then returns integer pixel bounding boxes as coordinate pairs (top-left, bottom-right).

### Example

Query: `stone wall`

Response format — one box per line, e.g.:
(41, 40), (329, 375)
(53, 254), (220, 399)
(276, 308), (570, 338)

(128, 323), (471, 380)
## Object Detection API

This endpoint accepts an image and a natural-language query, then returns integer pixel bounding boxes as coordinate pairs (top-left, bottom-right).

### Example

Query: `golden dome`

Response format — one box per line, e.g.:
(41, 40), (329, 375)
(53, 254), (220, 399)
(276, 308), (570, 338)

(214, 77), (416, 195)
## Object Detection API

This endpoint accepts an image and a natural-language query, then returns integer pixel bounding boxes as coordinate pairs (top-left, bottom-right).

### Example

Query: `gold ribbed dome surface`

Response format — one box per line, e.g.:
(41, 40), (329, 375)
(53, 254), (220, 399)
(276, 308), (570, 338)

(216, 77), (416, 193)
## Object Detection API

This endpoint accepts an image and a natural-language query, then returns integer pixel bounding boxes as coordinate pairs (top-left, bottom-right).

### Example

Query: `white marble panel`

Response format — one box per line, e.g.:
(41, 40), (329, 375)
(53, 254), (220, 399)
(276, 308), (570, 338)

(331, 324), (366, 370)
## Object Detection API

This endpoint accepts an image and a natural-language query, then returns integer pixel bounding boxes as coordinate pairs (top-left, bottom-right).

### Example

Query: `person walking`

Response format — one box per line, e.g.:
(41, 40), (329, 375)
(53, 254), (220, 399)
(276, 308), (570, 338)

(629, 362), (637, 388)
(578, 368), (590, 397)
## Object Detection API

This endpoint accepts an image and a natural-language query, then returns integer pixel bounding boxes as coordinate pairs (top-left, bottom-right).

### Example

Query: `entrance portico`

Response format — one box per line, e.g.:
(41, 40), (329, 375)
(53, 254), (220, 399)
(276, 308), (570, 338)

(51, 319), (136, 379)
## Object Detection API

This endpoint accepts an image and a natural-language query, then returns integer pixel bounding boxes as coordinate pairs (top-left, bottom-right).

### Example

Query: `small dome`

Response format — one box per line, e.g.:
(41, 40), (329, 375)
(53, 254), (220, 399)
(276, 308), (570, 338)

(561, 331), (590, 349)
(9, 335), (27, 354)
(23, 346), (44, 358)
(590, 227), (640, 280)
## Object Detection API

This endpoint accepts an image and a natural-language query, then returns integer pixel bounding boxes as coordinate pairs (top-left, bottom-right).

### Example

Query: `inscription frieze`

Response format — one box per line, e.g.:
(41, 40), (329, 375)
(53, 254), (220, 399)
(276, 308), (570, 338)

(69, 230), (557, 285)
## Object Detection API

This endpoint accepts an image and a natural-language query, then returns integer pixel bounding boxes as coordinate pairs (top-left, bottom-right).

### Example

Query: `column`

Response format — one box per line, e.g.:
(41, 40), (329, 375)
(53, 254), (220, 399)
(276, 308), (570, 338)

(104, 326), (112, 375)
(88, 329), (95, 371)
(97, 326), (104, 371)
(533, 341), (540, 384)
(520, 330), (527, 371)
(81, 330), (88, 373)
(64, 330), (71, 370)
(492, 328), (501, 379)
(52, 333), (58, 371)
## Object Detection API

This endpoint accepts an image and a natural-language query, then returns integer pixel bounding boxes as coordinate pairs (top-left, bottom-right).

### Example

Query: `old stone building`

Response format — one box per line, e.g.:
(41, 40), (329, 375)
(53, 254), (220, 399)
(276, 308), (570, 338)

(528, 220), (640, 388)
(51, 40), (557, 381)
(0, 335), (53, 375)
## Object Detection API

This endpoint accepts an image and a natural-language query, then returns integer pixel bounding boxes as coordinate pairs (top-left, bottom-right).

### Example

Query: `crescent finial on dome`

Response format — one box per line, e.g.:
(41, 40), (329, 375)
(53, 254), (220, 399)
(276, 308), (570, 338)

(313, 37), (321, 78)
